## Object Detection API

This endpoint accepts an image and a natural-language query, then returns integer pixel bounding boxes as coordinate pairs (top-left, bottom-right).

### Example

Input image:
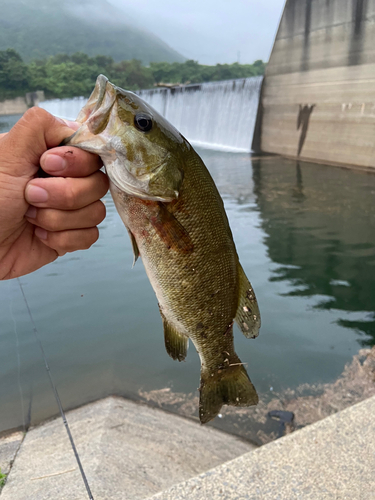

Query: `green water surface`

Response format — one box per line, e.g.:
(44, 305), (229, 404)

(0, 114), (374, 434)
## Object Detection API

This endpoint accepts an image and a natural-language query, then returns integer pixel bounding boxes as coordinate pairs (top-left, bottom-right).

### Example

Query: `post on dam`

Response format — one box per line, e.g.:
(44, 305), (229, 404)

(252, 0), (375, 170)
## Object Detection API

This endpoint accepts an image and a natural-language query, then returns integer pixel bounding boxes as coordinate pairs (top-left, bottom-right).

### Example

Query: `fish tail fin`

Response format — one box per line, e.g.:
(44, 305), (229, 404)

(199, 354), (258, 424)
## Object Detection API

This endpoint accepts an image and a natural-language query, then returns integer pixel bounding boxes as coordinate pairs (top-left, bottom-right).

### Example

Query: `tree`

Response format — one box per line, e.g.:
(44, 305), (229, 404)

(109, 59), (153, 90)
(0, 49), (30, 100)
(1, 49), (267, 100)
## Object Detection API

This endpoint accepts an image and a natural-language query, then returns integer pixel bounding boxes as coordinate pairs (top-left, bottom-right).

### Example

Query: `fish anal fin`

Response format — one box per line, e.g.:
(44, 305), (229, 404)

(235, 264), (261, 339)
(199, 354), (258, 424)
(160, 311), (189, 362)
(150, 203), (194, 254)
(126, 228), (139, 267)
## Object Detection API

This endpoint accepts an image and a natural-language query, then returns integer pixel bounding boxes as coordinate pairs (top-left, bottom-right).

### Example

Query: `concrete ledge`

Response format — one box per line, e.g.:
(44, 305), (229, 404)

(0, 432), (23, 476)
(148, 395), (375, 500)
(0, 97), (27, 116)
(0, 397), (254, 500)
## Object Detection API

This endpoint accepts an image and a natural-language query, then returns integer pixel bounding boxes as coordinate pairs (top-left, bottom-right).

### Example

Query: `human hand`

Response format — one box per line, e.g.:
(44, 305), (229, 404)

(0, 107), (109, 280)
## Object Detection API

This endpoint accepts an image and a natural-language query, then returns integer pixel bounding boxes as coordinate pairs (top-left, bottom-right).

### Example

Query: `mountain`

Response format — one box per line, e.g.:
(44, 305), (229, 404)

(0, 0), (186, 64)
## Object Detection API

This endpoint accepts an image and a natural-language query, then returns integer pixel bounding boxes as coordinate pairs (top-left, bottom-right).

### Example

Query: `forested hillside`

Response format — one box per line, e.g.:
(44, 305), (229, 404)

(0, 49), (266, 100)
(0, 0), (185, 64)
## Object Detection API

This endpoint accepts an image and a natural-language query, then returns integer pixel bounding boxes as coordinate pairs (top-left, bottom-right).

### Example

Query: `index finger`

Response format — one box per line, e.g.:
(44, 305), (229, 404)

(40, 146), (103, 178)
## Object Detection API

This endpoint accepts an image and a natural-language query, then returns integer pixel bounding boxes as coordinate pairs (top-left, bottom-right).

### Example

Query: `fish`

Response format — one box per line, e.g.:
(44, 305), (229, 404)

(64, 75), (261, 423)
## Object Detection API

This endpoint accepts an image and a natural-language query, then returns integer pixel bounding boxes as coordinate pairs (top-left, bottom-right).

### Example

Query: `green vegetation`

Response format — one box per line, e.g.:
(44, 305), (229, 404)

(0, 49), (29, 99)
(0, 0), (184, 64)
(149, 59), (266, 85)
(0, 468), (6, 487)
(0, 49), (266, 101)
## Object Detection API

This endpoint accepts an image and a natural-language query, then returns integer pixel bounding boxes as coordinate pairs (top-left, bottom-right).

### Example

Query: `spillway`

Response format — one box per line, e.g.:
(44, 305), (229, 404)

(138, 77), (262, 152)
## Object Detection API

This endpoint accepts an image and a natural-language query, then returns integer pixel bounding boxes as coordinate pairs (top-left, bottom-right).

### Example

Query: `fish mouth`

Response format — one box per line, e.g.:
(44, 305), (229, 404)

(63, 75), (116, 146)
(76, 74), (109, 124)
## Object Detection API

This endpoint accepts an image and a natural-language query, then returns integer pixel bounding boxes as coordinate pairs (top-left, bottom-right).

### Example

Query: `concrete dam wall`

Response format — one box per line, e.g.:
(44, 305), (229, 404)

(0, 91), (45, 116)
(253, 0), (375, 170)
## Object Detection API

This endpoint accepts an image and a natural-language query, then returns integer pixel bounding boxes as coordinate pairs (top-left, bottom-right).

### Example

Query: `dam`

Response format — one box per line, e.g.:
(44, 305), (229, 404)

(253, 0), (375, 170)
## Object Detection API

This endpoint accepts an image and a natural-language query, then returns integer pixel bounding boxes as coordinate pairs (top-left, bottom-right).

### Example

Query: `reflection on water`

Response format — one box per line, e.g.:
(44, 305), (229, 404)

(253, 158), (375, 347)
(0, 114), (23, 133)
(0, 115), (375, 441)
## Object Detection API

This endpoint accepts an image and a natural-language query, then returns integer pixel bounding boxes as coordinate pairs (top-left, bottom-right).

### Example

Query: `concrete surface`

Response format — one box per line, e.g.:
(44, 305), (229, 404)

(0, 97), (28, 117)
(254, 0), (375, 170)
(148, 395), (375, 500)
(0, 432), (23, 476)
(0, 396), (254, 500)
(0, 92), (44, 116)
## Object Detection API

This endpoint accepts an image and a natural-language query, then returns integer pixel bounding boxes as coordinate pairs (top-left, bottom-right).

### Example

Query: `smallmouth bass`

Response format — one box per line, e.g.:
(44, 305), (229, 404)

(64, 75), (261, 423)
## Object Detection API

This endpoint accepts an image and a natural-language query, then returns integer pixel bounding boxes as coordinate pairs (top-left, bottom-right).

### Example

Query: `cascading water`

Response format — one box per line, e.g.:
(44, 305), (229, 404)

(38, 76), (262, 152)
(138, 77), (262, 152)
(38, 96), (88, 122)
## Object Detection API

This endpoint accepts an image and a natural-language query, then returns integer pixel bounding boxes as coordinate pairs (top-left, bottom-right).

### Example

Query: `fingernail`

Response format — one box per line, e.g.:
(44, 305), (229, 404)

(26, 185), (49, 203)
(25, 206), (37, 218)
(35, 227), (48, 240)
(62, 119), (80, 130)
(55, 117), (79, 129)
(43, 154), (67, 173)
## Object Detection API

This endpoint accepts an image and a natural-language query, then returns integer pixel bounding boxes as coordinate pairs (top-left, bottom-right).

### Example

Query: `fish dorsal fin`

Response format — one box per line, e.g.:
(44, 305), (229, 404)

(126, 228), (139, 267)
(235, 264), (261, 339)
(159, 308), (189, 361)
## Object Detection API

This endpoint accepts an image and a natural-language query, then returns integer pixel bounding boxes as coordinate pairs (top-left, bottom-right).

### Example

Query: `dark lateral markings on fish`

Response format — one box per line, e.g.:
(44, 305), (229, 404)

(63, 74), (262, 424)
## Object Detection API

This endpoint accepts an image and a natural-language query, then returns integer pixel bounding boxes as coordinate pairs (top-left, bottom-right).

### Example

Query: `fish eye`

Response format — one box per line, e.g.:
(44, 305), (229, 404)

(134, 113), (153, 132)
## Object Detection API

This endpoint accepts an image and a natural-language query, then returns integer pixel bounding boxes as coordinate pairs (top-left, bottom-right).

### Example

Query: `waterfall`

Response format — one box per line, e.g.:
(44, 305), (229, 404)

(139, 77), (262, 152)
(38, 76), (262, 152)
(38, 96), (87, 121)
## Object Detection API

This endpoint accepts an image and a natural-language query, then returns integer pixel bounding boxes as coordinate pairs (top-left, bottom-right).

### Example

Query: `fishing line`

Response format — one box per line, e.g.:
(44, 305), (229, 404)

(17, 278), (94, 500)
(9, 281), (26, 432)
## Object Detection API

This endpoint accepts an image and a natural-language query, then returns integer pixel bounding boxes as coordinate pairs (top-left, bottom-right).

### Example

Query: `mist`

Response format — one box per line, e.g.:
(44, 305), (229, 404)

(108, 0), (286, 65)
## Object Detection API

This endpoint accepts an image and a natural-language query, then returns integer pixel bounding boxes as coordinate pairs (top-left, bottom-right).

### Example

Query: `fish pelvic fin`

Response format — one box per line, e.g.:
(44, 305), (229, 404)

(126, 228), (139, 267)
(199, 354), (258, 424)
(235, 264), (261, 339)
(160, 309), (189, 362)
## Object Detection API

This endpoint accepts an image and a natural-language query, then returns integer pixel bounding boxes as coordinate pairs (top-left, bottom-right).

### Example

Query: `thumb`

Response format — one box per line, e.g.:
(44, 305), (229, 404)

(0, 107), (78, 179)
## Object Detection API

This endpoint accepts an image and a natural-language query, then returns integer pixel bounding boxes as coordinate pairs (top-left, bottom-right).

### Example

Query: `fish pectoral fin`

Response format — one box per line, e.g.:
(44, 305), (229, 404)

(150, 203), (194, 254)
(160, 312), (189, 362)
(199, 354), (258, 424)
(235, 264), (261, 339)
(126, 228), (140, 267)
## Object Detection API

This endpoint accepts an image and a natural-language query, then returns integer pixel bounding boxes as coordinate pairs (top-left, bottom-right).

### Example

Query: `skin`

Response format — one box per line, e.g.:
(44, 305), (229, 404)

(0, 107), (109, 280)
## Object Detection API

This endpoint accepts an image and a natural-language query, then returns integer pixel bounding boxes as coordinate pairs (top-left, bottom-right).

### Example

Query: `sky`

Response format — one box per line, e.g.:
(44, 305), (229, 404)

(109, 0), (286, 65)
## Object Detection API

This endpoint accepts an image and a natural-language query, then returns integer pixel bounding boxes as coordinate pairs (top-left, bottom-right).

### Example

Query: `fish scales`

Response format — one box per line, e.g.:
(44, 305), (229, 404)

(114, 153), (238, 363)
(65, 75), (261, 423)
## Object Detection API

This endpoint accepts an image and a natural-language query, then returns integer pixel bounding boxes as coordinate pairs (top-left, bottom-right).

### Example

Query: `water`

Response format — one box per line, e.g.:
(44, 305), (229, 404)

(38, 77), (263, 152)
(1, 113), (375, 439)
(0, 114), (23, 133)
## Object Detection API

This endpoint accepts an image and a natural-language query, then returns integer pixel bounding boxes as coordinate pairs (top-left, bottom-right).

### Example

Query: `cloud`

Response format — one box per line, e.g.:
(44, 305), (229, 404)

(108, 0), (286, 64)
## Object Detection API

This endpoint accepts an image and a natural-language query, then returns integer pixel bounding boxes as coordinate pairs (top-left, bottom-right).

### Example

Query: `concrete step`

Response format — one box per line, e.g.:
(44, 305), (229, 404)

(147, 395), (375, 500)
(0, 396), (255, 500)
(0, 432), (24, 477)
